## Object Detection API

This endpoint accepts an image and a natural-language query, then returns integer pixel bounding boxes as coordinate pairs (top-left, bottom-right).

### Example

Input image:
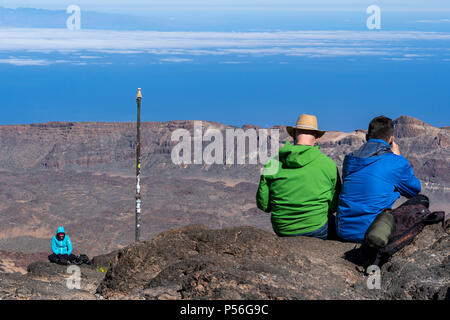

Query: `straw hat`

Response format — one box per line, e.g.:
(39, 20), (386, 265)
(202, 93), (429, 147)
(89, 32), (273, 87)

(286, 114), (326, 138)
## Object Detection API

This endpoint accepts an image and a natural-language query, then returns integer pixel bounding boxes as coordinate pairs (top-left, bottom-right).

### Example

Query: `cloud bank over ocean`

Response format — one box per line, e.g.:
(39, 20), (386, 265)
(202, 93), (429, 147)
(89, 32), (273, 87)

(0, 28), (449, 66)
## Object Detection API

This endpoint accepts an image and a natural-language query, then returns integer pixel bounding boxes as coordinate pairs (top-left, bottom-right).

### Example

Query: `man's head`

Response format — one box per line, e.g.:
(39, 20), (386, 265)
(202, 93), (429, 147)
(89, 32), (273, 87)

(286, 114), (325, 146)
(293, 129), (320, 146)
(366, 116), (395, 144)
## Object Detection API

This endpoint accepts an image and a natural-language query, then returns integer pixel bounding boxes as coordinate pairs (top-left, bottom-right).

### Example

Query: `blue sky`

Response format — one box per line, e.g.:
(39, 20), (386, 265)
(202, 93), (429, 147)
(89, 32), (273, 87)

(0, 1), (449, 131)
(1, 0), (449, 10)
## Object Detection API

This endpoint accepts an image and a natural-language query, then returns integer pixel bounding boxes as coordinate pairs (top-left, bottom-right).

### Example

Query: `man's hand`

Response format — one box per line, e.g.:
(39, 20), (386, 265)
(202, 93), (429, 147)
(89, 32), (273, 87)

(391, 140), (401, 156)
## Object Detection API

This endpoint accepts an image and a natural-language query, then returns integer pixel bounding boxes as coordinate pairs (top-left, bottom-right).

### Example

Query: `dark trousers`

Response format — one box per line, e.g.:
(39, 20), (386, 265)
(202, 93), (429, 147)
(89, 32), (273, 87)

(276, 213), (338, 240)
(48, 253), (77, 265)
(276, 221), (328, 240)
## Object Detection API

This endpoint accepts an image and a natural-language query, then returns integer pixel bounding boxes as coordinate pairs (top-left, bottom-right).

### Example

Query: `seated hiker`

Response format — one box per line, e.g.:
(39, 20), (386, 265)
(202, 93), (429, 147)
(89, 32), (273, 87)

(336, 116), (422, 243)
(48, 226), (75, 265)
(256, 114), (341, 240)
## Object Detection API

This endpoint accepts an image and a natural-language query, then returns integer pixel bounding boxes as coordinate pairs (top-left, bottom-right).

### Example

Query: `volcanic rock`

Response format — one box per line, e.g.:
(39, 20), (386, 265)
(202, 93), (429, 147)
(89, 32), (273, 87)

(0, 260), (105, 300)
(96, 224), (450, 300)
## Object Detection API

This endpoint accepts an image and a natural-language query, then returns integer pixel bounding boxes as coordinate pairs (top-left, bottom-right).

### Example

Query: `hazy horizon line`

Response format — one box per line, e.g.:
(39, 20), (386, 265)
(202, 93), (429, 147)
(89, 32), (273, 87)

(0, 115), (446, 132)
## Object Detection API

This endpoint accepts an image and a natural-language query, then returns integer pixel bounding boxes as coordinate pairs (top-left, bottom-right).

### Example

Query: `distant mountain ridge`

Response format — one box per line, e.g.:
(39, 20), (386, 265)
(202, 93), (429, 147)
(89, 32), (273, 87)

(0, 115), (447, 182)
(0, 6), (165, 30)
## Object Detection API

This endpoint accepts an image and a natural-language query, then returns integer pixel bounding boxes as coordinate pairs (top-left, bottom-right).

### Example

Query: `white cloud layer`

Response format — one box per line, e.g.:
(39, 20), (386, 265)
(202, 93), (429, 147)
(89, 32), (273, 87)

(159, 57), (194, 63)
(0, 28), (449, 64)
(0, 57), (89, 66)
(0, 57), (52, 66)
(417, 19), (450, 24)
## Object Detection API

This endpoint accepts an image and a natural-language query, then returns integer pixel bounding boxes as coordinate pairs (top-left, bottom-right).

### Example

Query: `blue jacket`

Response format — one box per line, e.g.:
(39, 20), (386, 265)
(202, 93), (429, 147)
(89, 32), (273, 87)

(51, 226), (73, 255)
(336, 139), (421, 242)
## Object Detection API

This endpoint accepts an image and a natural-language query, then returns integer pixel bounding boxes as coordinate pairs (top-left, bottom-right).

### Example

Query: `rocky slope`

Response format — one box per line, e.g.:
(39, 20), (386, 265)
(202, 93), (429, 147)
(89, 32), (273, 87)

(1, 223), (448, 300)
(0, 116), (448, 269)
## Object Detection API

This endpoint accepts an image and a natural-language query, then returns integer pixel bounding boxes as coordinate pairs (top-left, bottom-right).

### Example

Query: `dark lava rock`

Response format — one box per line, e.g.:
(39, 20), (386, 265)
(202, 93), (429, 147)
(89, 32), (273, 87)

(354, 223), (450, 300)
(91, 250), (120, 272)
(2, 223), (448, 300)
(0, 267), (100, 300)
(0, 261), (106, 300)
(96, 224), (449, 300)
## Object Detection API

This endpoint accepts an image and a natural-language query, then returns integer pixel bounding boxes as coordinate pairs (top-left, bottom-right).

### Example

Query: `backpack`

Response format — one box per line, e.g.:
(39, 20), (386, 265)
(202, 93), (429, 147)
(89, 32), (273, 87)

(365, 196), (449, 268)
(68, 254), (92, 265)
(79, 254), (92, 265)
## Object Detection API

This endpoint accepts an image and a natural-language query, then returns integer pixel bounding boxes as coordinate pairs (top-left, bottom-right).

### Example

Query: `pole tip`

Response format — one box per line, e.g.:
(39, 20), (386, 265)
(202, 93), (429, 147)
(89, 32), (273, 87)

(137, 88), (142, 98)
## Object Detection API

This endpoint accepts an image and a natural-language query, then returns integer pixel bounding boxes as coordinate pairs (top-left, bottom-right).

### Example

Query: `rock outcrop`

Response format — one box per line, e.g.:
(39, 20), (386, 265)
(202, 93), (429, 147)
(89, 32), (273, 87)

(96, 224), (449, 300)
(0, 261), (105, 300)
(0, 223), (448, 300)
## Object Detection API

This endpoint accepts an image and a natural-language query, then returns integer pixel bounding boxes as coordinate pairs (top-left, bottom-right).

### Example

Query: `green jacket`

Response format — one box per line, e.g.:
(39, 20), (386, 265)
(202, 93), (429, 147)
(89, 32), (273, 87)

(256, 141), (341, 235)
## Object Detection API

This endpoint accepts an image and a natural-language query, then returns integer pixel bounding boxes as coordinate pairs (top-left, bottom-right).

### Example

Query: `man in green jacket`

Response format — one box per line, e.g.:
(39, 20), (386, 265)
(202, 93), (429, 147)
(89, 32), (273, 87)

(256, 114), (341, 240)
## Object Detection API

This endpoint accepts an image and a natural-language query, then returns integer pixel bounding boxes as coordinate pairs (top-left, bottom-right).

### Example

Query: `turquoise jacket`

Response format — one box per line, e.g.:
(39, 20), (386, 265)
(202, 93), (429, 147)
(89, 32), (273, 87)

(51, 226), (73, 255)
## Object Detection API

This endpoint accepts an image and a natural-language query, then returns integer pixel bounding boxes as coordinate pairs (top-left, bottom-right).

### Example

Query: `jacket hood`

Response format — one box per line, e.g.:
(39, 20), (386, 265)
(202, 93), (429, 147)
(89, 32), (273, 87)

(57, 226), (65, 234)
(343, 139), (393, 176)
(278, 141), (321, 168)
(351, 139), (392, 158)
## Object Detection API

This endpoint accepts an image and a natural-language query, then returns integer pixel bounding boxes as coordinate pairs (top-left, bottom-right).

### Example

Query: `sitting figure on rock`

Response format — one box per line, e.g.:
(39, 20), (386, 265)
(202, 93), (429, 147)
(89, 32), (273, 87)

(48, 226), (75, 265)
(336, 116), (422, 244)
(256, 114), (341, 240)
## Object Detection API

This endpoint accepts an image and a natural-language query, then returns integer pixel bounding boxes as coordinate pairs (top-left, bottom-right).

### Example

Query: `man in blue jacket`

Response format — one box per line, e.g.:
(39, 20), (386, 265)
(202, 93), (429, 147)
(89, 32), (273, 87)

(48, 226), (74, 265)
(336, 116), (422, 243)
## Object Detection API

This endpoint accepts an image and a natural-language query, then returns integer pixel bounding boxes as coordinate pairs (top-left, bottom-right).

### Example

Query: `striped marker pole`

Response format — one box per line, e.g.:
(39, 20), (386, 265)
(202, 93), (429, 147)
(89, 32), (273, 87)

(135, 88), (142, 242)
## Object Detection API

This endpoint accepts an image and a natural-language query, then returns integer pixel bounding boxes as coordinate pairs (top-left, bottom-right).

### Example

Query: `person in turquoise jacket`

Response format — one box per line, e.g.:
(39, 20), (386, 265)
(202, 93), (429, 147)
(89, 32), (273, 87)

(51, 226), (73, 255)
(49, 226), (74, 264)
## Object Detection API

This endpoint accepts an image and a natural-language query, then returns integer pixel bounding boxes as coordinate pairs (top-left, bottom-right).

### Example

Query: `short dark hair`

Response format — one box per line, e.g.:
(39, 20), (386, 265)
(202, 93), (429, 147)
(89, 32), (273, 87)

(367, 116), (394, 142)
